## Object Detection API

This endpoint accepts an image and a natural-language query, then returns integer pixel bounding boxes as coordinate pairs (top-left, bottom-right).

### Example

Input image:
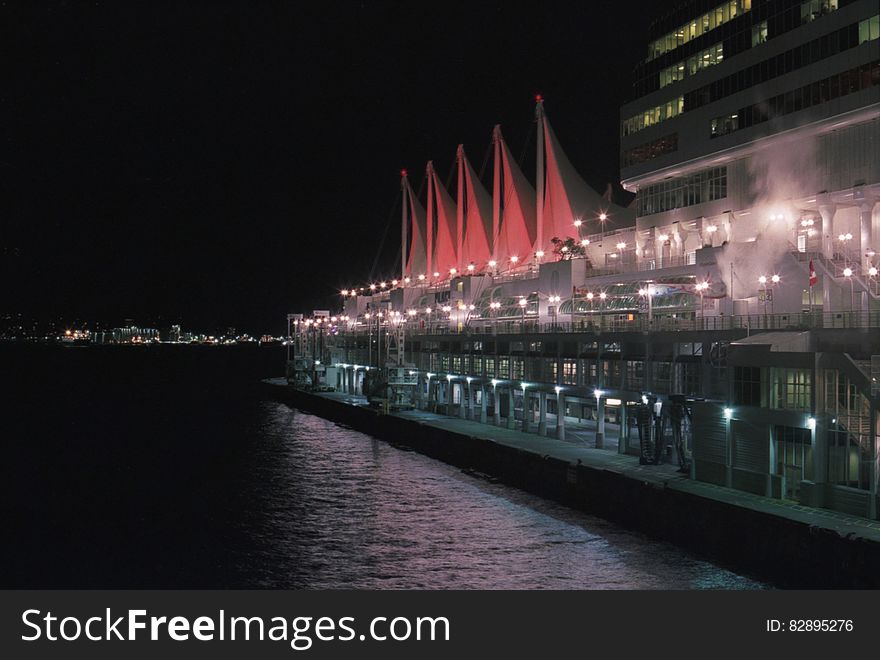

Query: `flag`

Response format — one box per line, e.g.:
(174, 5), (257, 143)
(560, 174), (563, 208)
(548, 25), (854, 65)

(809, 259), (817, 286)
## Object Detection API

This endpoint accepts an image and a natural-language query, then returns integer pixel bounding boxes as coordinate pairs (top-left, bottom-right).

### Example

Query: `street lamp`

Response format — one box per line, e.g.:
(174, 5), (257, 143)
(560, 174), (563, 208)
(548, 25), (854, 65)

(696, 281), (709, 323)
(548, 294), (561, 327)
(843, 267), (854, 310)
(838, 232), (853, 267)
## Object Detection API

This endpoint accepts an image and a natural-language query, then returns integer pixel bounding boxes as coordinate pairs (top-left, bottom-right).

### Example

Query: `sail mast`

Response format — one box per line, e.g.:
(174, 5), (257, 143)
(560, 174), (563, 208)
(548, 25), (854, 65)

(426, 161), (434, 280)
(492, 125), (501, 265)
(456, 145), (465, 271)
(535, 96), (545, 258)
(400, 169), (408, 279)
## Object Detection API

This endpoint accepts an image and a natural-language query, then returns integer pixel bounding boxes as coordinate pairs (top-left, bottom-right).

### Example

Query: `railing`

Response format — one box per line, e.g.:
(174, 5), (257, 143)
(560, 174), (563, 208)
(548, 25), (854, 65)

(337, 311), (880, 337)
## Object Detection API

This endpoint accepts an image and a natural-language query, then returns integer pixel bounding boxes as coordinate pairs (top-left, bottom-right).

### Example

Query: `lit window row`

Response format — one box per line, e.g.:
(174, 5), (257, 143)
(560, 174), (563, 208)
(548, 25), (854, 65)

(659, 43), (725, 88)
(621, 133), (678, 168)
(647, 0), (750, 61)
(709, 62), (880, 139)
(800, 0), (837, 25)
(859, 15), (880, 43)
(636, 167), (727, 217)
(621, 96), (684, 136)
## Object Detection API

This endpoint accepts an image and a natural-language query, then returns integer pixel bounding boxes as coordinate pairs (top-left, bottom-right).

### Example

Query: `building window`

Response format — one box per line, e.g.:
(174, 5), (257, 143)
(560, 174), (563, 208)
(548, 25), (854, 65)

(622, 97), (684, 136)
(710, 113), (739, 138)
(717, 62), (880, 138)
(484, 357), (495, 377)
(562, 359), (577, 385)
(859, 15), (880, 44)
(622, 133), (678, 167)
(801, 0), (837, 25)
(769, 368), (811, 410)
(497, 357), (510, 379)
(733, 366), (762, 406)
(636, 167), (727, 216)
(647, 0), (751, 61)
(751, 20), (768, 47)
(511, 358), (524, 380)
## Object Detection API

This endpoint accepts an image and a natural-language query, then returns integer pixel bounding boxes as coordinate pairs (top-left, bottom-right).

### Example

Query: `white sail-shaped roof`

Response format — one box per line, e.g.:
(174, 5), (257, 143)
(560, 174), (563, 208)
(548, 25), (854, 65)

(541, 111), (635, 250)
(403, 174), (426, 278)
(495, 127), (536, 265)
(457, 145), (493, 270)
(427, 161), (458, 276)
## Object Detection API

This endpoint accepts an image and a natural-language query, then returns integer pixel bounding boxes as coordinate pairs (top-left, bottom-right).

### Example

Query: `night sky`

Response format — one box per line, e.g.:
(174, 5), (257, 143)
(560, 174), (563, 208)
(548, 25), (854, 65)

(3, 1), (653, 333)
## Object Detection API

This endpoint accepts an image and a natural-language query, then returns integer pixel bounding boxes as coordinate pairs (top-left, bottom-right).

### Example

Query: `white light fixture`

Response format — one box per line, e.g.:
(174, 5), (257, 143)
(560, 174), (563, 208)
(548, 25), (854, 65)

(594, 388), (604, 399)
(723, 407), (733, 419)
(807, 417), (816, 430)
(554, 386), (562, 394)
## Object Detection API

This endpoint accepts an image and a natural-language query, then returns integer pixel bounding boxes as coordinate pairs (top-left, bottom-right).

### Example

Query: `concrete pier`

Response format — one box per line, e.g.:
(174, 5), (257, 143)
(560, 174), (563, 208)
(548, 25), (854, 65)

(264, 380), (880, 588)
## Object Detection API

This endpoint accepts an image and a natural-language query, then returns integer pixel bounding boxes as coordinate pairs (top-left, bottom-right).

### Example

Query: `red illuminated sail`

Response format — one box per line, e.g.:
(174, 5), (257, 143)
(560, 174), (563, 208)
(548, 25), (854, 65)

(427, 161), (458, 275)
(457, 145), (493, 270)
(495, 128), (536, 265)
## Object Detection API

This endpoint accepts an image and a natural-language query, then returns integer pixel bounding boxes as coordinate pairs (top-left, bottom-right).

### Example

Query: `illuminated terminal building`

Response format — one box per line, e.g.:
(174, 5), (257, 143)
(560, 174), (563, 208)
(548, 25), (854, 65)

(301, 0), (880, 519)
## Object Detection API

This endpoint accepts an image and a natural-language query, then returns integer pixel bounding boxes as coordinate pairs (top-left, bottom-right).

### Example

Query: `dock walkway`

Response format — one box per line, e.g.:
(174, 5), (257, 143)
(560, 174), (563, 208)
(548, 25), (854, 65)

(268, 382), (880, 545)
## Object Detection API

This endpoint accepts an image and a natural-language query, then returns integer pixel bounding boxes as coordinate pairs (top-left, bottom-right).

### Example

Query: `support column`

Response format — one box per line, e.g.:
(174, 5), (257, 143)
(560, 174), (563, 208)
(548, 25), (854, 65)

(556, 392), (566, 441)
(596, 396), (605, 449)
(458, 383), (466, 419)
(859, 200), (875, 274)
(506, 387), (515, 430)
(538, 391), (547, 436)
(447, 381), (454, 417)
(480, 384), (488, 424)
(618, 402), (628, 454)
(521, 390), (530, 433)
(493, 386), (501, 426)
(818, 199), (836, 261)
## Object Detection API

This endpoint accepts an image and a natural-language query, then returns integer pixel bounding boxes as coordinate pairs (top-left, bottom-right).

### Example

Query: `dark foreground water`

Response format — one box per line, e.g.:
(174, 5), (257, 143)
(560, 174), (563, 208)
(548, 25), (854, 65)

(2, 344), (765, 589)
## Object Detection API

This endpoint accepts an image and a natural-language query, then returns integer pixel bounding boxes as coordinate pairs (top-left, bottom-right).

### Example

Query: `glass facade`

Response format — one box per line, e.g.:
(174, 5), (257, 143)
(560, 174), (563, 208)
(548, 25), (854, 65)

(710, 62), (880, 138)
(684, 18), (878, 112)
(660, 42), (725, 89)
(636, 167), (727, 216)
(622, 97), (684, 136)
(647, 0), (751, 61)
(622, 133), (678, 167)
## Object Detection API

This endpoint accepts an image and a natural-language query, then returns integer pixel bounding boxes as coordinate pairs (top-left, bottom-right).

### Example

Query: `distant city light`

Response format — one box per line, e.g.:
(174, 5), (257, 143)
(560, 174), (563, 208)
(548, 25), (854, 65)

(488, 260), (497, 268)
(657, 233), (669, 242)
(771, 274), (780, 283)
(536, 250), (545, 258)
(844, 267), (853, 277)
(510, 255), (519, 263)
(599, 212), (607, 221)
(616, 242), (626, 250)
(418, 274), (426, 281)
(706, 225), (717, 233)
(573, 219), (582, 227)
(581, 239), (590, 246)
(341, 289), (349, 296)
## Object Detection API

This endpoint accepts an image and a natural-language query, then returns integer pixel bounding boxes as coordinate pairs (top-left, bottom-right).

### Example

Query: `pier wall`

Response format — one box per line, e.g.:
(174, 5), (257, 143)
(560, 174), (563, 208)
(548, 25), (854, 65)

(267, 384), (880, 588)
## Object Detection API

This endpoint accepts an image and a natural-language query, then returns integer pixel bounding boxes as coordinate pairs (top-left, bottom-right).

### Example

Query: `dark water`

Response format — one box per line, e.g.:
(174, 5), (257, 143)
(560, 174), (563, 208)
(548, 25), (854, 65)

(2, 344), (765, 589)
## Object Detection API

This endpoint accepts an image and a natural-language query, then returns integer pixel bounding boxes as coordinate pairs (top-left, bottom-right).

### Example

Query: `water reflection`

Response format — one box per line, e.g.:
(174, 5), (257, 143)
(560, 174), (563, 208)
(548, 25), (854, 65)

(238, 403), (765, 590)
